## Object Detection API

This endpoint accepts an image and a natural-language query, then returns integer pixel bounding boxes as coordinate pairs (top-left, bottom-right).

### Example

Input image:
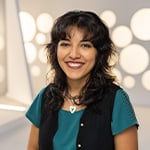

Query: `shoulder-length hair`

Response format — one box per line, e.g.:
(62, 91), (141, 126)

(44, 10), (118, 111)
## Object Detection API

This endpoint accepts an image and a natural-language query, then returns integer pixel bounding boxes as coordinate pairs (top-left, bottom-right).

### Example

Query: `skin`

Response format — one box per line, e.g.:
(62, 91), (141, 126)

(27, 27), (138, 150)
(57, 27), (97, 91)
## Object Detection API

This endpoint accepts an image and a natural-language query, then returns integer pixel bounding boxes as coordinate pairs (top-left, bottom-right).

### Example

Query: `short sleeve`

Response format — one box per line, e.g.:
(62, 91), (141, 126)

(111, 89), (138, 135)
(25, 87), (46, 128)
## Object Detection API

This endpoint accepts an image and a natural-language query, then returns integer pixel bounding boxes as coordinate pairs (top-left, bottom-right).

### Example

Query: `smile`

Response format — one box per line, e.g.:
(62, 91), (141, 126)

(67, 62), (84, 68)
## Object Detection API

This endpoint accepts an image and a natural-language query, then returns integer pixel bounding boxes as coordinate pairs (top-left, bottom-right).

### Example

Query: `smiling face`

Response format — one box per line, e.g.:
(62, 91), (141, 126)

(57, 27), (97, 83)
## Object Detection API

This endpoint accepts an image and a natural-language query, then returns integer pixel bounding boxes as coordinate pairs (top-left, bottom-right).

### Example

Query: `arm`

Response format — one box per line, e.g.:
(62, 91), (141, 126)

(114, 126), (138, 150)
(27, 125), (39, 150)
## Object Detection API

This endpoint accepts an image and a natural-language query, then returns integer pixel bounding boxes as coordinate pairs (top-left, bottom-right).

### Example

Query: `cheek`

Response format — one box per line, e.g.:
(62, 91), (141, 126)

(57, 49), (64, 61)
(57, 49), (67, 68)
(89, 52), (97, 68)
(86, 51), (97, 63)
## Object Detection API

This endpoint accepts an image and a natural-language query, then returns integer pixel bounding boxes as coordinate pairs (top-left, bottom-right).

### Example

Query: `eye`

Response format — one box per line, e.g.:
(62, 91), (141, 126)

(81, 43), (93, 48)
(59, 41), (70, 47)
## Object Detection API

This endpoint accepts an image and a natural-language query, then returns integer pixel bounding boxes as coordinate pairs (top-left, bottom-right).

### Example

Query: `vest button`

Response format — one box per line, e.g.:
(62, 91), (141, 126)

(80, 123), (84, 127)
(78, 144), (82, 148)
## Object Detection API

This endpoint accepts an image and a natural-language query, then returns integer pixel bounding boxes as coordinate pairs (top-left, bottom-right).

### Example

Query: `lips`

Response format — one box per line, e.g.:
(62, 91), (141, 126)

(66, 61), (84, 69)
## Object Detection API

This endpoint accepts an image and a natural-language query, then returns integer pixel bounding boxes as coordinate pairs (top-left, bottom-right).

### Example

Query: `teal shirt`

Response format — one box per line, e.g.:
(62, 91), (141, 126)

(53, 109), (84, 150)
(26, 88), (138, 150)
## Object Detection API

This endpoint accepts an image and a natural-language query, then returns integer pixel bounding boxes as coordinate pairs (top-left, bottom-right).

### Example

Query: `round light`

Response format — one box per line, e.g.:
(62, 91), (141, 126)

(100, 10), (116, 28)
(130, 8), (150, 41)
(37, 13), (53, 33)
(142, 70), (150, 91)
(24, 43), (37, 64)
(123, 76), (135, 89)
(35, 33), (47, 45)
(111, 25), (133, 48)
(19, 11), (36, 42)
(0, 65), (5, 82)
(31, 65), (41, 76)
(120, 44), (149, 75)
(38, 47), (47, 63)
(0, 34), (5, 50)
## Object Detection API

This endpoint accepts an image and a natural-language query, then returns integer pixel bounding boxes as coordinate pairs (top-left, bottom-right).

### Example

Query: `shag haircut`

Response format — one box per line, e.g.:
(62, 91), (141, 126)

(44, 10), (118, 111)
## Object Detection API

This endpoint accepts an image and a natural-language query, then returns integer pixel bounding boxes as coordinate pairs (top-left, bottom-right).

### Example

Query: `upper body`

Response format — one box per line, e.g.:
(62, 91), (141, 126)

(26, 10), (138, 150)
(26, 84), (138, 150)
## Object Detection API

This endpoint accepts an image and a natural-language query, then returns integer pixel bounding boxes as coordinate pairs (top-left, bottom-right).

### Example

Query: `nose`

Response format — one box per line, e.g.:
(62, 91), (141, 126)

(69, 46), (81, 59)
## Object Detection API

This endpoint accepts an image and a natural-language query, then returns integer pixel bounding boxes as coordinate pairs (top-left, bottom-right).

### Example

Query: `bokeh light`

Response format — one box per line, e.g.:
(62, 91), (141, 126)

(31, 65), (41, 76)
(38, 47), (47, 63)
(120, 44), (149, 75)
(142, 70), (150, 91)
(123, 76), (135, 89)
(35, 33), (47, 45)
(111, 25), (133, 48)
(37, 13), (53, 33)
(130, 8), (150, 41)
(100, 10), (116, 28)
(19, 11), (36, 42)
(24, 42), (37, 63)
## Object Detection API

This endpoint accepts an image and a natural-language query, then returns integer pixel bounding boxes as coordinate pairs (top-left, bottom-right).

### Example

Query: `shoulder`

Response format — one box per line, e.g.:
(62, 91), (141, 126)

(36, 83), (54, 101)
(29, 86), (48, 107)
(113, 88), (134, 118)
(114, 88), (132, 108)
(103, 83), (121, 106)
(106, 83), (131, 106)
(37, 86), (48, 97)
(89, 83), (121, 114)
(31, 86), (48, 105)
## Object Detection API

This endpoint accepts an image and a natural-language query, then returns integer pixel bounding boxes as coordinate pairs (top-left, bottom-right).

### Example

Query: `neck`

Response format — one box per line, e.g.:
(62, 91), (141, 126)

(67, 79), (87, 95)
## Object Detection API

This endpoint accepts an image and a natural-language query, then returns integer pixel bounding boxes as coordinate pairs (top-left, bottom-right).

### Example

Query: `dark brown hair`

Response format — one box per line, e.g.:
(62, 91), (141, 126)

(44, 10), (118, 111)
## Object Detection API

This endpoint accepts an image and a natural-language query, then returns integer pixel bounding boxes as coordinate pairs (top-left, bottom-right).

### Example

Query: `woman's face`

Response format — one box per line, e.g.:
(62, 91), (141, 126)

(57, 27), (97, 83)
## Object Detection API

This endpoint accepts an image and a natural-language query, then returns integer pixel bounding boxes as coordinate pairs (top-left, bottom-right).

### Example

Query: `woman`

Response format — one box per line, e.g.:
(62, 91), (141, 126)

(26, 10), (138, 150)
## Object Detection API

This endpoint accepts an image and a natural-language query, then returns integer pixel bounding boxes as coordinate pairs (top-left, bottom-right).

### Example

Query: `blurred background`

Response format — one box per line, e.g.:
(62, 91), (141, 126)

(0, 0), (150, 149)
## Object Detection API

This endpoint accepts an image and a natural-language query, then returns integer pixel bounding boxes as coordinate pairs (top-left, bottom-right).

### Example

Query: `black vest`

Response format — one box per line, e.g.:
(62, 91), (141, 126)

(39, 84), (120, 150)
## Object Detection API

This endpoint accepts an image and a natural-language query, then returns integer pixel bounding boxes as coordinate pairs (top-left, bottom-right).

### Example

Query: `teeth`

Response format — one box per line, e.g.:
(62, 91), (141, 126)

(68, 62), (82, 67)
